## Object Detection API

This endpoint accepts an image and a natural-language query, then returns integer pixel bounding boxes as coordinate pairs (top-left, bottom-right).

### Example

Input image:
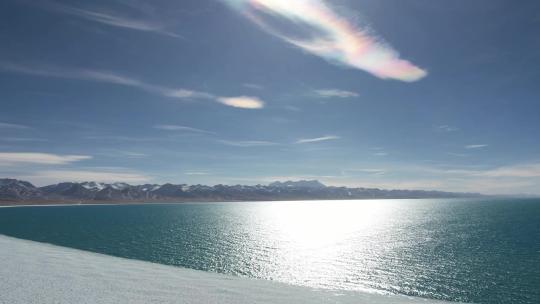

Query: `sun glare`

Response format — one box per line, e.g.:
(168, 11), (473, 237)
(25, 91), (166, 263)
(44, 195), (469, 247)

(262, 200), (393, 248)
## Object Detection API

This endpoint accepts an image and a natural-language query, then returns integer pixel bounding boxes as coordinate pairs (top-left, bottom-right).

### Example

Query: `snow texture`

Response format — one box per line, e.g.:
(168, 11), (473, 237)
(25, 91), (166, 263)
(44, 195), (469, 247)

(0, 235), (456, 304)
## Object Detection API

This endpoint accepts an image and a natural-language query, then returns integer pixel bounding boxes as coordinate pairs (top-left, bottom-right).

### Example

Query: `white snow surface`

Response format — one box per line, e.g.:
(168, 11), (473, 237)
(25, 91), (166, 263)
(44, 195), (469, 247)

(0, 235), (456, 304)
(110, 182), (129, 190)
(80, 182), (107, 191)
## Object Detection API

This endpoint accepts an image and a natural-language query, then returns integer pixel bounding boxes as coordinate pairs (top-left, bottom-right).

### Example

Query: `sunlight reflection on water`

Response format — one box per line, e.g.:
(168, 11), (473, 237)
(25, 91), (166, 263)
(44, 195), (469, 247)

(242, 200), (401, 292)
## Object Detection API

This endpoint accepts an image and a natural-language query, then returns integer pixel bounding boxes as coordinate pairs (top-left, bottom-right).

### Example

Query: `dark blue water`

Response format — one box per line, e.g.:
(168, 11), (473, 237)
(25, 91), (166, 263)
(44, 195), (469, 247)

(0, 199), (539, 303)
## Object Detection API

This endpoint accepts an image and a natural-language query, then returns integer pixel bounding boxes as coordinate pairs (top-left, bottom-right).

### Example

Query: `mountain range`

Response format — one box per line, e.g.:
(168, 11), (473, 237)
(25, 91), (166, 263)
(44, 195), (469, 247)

(0, 178), (483, 205)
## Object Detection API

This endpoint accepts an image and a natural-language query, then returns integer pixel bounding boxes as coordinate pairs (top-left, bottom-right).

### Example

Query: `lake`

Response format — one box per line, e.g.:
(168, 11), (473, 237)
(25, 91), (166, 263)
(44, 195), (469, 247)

(0, 198), (539, 303)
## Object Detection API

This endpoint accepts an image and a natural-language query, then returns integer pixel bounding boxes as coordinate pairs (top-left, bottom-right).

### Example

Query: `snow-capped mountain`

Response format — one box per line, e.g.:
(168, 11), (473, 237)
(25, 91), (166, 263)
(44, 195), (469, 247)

(0, 179), (41, 200)
(0, 178), (482, 204)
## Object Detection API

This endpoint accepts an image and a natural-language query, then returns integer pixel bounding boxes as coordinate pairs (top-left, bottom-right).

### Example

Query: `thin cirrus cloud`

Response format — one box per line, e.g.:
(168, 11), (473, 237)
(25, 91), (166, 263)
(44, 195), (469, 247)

(218, 140), (277, 147)
(184, 171), (211, 176)
(153, 125), (216, 135)
(0, 152), (91, 165)
(410, 163), (540, 179)
(476, 163), (540, 178)
(296, 135), (340, 144)
(22, 170), (150, 185)
(342, 168), (386, 176)
(0, 62), (265, 109)
(1, 137), (48, 142)
(0, 122), (31, 129)
(465, 144), (488, 149)
(438, 125), (459, 132)
(97, 150), (148, 159)
(314, 89), (359, 98)
(224, 0), (427, 82)
(0, 62), (209, 99)
(243, 83), (264, 90)
(30, 1), (182, 38)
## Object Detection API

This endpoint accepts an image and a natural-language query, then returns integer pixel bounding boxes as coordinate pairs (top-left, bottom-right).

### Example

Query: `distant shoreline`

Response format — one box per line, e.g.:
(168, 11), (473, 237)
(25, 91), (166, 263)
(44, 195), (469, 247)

(0, 196), (499, 208)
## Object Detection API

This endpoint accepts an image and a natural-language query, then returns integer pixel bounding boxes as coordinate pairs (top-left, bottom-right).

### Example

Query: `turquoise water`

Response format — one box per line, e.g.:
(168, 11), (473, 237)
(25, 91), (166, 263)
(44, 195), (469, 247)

(0, 199), (539, 303)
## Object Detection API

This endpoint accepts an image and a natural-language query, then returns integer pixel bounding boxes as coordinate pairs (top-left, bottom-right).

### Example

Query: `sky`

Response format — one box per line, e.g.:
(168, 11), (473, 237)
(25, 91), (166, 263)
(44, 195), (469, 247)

(1, 0), (540, 195)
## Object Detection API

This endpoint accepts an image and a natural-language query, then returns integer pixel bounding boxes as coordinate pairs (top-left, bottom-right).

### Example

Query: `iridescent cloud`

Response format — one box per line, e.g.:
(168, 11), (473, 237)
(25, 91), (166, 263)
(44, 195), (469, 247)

(224, 0), (427, 82)
(217, 96), (265, 109)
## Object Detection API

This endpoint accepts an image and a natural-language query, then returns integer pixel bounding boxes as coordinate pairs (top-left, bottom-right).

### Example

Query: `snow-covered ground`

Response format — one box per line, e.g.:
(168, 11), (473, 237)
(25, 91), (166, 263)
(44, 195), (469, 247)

(0, 235), (455, 304)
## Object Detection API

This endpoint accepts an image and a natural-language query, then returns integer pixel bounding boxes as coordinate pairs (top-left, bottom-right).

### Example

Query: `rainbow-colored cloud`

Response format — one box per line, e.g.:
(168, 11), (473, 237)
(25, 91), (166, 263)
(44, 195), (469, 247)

(224, 0), (427, 82)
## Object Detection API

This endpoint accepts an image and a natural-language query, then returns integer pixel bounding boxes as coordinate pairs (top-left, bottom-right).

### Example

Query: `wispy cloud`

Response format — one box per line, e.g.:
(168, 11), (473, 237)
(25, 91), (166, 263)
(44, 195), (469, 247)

(0, 152), (91, 165)
(97, 149), (147, 159)
(0, 62), (265, 109)
(372, 163), (540, 179)
(22, 170), (150, 185)
(224, 0), (427, 82)
(0, 137), (48, 142)
(296, 135), (340, 144)
(184, 171), (211, 176)
(216, 96), (265, 109)
(243, 83), (264, 90)
(447, 152), (468, 157)
(438, 125), (459, 132)
(85, 134), (209, 143)
(85, 135), (162, 142)
(389, 162), (540, 181)
(343, 168), (386, 176)
(465, 144), (488, 149)
(32, 1), (182, 38)
(313, 89), (359, 98)
(0, 122), (30, 129)
(423, 163), (540, 194)
(0, 62), (204, 99)
(153, 125), (215, 134)
(117, 151), (147, 158)
(466, 163), (540, 178)
(330, 162), (540, 194)
(282, 105), (301, 112)
(218, 140), (277, 147)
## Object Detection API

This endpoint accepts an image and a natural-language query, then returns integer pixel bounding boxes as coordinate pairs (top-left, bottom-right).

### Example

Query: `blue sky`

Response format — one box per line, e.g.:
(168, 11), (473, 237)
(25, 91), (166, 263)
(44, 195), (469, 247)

(1, 0), (540, 194)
